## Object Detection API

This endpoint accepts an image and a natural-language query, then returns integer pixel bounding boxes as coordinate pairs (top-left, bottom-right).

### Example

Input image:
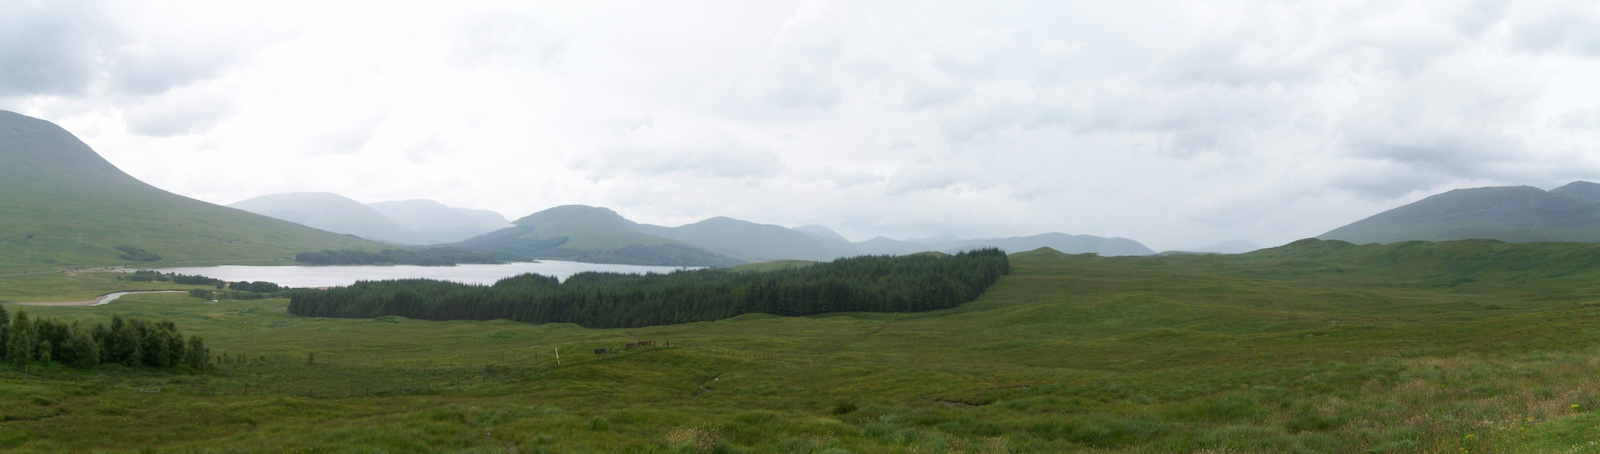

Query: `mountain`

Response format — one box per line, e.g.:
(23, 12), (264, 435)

(635, 217), (840, 262)
(0, 110), (381, 273)
(1550, 181), (1600, 203)
(922, 233), (1154, 257)
(368, 199), (511, 244)
(230, 192), (427, 245)
(449, 205), (742, 266)
(1319, 183), (1600, 244)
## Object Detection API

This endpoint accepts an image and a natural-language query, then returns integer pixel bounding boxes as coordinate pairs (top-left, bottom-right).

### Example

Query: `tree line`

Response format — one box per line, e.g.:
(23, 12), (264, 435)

(294, 248), (504, 266)
(122, 270), (282, 294)
(1, 305), (213, 370)
(124, 270), (225, 286)
(288, 249), (1010, 329)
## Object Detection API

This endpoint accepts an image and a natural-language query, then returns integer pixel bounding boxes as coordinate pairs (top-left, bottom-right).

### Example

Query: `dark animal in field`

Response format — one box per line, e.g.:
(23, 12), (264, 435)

(594, 348), (609, 355)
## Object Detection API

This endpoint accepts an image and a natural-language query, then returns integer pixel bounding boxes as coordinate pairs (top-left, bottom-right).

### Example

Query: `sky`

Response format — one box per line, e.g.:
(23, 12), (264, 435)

(2, 0), (1598, 251)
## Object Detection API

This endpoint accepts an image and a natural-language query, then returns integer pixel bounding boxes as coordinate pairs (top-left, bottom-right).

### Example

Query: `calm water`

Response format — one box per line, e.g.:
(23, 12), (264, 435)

(149, 261), (698, 288)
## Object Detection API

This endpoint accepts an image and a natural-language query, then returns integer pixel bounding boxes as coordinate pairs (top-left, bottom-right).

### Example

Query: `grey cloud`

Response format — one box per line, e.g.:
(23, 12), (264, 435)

(106, 40), (245, 95)
(0, 1), (104, 97)
(1151, 43), (1317, 88)
(123, 86), (240, 137)
(885, 160), (984, 195)
(1340, 127), (1525, 190)
(938, 102), (1070, 143)
(574, 136), (782, 181)
(0, 1), (278, 99)
(1326, 163), (1453, 199)
(305, 115), (385, 156)
(405, 136), (450, 163)
(1506, 1), (1600, 55)
(1557, 108), (1600, 131)
(900, 82), (968, 111)
(809, 169), (885, 188)
(746, 1), (851, 110)
(604, 116), (654, 136)
(451, 8), (568, 68)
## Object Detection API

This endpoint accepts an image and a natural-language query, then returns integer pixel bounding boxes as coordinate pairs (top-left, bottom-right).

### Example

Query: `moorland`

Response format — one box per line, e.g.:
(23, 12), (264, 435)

(6, 239), (1600, 452)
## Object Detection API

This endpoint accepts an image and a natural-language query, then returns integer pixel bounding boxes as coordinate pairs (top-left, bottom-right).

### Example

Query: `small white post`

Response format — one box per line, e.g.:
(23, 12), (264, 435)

(555, 347), (561, 366)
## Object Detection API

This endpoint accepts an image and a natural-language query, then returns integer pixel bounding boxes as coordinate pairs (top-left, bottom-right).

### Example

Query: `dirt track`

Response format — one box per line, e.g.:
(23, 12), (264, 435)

(7, 290), (186, 307)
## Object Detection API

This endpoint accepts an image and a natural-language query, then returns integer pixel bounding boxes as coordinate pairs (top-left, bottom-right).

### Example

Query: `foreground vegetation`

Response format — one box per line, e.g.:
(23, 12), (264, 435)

(4, 240), (1600, 452)
(289, 249), (1009, 328)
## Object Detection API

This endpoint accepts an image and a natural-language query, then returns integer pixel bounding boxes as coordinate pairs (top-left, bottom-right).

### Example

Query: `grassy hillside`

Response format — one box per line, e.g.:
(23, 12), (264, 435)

(1320, 184), (1600, 244)
(0, 111), (383, 275)
(5, 239), (1600, 451)
(450, 205), (742, 267)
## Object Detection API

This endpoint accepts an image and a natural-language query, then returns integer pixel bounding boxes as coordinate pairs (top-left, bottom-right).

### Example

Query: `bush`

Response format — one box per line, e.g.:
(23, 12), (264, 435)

(115, 246), (161, 262)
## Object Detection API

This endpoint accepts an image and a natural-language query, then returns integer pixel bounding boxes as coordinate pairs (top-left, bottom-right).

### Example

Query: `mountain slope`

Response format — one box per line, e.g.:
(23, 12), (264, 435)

(449, 205), (742, 266)
(1318, 184), (1600, 244)
(635, 217), (841, 262)
(1550, 181), (1600, 203)
(368, 199), (511, 244)
(0, 110), (381, 273)
(231, 192), (427, 245)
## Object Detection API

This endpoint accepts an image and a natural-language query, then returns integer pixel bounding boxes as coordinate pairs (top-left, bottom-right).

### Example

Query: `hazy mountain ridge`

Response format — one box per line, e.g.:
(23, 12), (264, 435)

(448, 205), (744, 267)
(636, 217), (840, 262)
(449, 205), (1160, 266)
(231, 192), (428, 245)
(1319, 182), (1600, 244)
(0, 110), (383, 272)
(914, 232), (1155, 257)
(369, 199), (511, 244)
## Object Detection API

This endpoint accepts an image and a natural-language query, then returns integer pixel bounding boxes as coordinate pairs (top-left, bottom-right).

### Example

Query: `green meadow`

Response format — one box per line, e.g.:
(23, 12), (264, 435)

(4, 239), (1600, 452)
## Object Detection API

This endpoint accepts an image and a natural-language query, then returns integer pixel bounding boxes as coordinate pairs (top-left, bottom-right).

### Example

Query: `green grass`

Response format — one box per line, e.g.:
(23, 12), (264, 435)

(4, 240), (1600, 452)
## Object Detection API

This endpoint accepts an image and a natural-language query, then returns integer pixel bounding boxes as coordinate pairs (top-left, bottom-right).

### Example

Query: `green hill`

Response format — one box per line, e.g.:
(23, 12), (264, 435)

(449, 205), (742, 266)
(1319, 183), (1600, 244)
(230, 192), (428, 245)
(0, 110), (382, 274)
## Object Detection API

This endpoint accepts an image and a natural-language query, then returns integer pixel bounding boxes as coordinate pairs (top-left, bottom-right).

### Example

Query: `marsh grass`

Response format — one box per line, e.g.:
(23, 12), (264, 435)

(5, 241), (1600, 451)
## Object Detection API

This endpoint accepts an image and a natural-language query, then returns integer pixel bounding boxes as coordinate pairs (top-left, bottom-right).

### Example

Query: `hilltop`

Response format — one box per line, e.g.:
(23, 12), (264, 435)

(0, 110), (382, 274)
(448, 205), (744, 266)
(1319, 182), (1600, 244)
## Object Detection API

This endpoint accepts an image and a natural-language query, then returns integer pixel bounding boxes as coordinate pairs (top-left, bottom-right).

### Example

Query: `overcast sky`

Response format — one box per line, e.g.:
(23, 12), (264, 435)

(3, 0), (1598, 251)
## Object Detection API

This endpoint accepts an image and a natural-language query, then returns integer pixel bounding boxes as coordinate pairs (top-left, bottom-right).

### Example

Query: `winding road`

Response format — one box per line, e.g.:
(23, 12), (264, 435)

(8, 290), (187, 307)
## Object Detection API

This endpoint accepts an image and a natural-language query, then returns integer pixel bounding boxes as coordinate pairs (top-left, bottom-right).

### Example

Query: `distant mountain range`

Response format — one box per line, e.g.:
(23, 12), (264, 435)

(0, 109), (1161, 270)
(0, 110), (382, 273)
(229, 193), (510, 245)
(1320, 182), (1600, 244)
(442, 205), (1155, 266)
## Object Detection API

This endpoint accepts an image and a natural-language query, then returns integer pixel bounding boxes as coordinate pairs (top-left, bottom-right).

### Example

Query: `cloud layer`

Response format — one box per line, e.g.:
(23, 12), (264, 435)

(3, 0), (1597, 251)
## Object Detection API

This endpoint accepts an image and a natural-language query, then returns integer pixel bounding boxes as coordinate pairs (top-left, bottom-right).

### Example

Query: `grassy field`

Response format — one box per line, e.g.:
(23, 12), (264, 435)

(4, 240), (1600, 452)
